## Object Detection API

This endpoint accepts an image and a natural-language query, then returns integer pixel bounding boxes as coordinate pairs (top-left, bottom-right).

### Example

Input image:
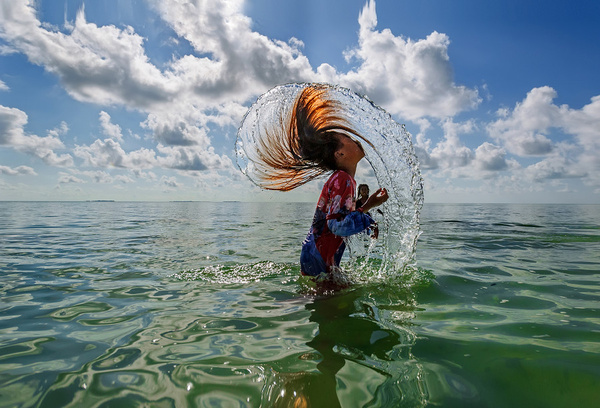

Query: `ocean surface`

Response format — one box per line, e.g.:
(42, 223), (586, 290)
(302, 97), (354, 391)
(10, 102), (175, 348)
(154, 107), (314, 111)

(1, 201), (599, 407)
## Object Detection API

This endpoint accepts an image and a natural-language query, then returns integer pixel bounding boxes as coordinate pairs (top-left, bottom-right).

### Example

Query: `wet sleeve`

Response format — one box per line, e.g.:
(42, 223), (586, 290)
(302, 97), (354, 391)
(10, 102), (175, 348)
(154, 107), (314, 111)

(327, 211), (374, 237)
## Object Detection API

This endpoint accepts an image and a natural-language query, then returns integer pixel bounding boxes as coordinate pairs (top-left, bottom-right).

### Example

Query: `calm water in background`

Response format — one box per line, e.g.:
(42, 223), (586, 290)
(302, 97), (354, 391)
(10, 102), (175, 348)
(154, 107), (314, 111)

(0, 201), (599, 407)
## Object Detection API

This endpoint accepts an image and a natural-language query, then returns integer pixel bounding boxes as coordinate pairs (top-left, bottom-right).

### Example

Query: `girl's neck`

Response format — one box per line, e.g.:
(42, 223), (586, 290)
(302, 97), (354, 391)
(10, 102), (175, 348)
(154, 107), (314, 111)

(336, 163), (357, 178)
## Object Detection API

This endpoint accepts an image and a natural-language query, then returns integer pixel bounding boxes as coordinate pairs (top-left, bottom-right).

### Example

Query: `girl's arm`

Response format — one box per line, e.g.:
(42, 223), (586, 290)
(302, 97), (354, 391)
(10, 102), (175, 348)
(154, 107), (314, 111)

(327, 210), (374, 237)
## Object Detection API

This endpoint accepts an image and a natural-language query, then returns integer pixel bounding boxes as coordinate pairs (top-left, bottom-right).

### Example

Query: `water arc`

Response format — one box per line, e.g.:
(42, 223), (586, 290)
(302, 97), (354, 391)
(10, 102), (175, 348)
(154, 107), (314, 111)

(236, 83), (423, 278)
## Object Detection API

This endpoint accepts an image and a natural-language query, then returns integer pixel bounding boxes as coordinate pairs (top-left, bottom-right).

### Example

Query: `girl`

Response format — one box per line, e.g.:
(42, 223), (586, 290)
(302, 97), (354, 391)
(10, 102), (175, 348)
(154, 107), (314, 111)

(249, 84), (388, 278)
(356, 184), (370, 210)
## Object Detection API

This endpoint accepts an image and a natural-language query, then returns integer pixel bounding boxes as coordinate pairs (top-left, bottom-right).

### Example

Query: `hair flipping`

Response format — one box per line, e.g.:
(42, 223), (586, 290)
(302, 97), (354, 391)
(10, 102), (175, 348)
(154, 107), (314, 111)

(253, 84), (371, 191)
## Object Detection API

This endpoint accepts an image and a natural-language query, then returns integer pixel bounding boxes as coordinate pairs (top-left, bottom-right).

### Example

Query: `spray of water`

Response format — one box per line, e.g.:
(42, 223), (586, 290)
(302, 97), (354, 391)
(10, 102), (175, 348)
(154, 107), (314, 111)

(236, 83), (424, 282)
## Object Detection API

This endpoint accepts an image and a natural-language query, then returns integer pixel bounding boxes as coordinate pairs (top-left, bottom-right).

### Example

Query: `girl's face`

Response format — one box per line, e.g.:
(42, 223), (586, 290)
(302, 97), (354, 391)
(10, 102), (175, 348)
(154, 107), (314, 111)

(359, 186), (369, 197)
(335, 134), (365, 166)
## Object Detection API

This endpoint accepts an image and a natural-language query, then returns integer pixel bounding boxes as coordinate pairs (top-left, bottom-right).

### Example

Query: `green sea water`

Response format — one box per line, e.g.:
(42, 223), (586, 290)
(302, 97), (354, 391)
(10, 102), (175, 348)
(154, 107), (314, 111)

(0, 201), (599, 407)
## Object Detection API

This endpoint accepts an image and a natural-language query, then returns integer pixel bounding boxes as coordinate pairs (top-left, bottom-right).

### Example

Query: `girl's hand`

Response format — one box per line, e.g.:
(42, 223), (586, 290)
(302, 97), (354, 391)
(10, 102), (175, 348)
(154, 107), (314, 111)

(370, 188), (388, 207)
(361, 188), (388, 212)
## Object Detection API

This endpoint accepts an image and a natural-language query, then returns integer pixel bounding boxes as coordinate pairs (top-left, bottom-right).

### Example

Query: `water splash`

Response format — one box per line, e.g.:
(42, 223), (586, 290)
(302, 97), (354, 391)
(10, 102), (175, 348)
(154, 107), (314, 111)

(236, 83), (424, 280)
(172, 261), (298, 284)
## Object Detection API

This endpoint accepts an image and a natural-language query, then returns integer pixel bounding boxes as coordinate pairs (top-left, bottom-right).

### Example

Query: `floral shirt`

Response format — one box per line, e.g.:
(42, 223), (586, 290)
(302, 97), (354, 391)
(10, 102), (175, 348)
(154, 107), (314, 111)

(300, 170), (374, 276)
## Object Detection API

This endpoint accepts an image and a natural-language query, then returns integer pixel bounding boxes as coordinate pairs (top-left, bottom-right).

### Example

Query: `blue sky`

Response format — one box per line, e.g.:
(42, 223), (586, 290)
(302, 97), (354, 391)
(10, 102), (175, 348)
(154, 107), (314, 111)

(1, 0), (599, 203)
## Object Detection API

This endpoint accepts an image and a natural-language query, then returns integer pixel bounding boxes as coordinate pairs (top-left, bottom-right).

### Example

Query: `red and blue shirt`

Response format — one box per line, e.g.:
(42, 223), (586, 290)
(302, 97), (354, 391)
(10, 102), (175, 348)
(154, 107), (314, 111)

(300, 170), (374, 276)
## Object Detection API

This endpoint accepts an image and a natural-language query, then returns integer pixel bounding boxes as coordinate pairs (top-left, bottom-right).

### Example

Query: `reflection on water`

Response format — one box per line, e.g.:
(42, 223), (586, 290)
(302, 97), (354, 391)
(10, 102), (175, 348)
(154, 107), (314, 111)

(263, 286), (426, 407)
(22, 282), (427, 407)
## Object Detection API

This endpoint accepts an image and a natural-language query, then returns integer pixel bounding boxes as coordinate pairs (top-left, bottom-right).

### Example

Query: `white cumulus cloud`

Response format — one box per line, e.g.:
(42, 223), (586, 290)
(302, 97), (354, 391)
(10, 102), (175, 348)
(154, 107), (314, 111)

(0, 165), (36, 176)
(99, 111), (124, 142)
(337, 0), (481, 119)
(0, 105), (74, 166)
(487, 86), (600, 188)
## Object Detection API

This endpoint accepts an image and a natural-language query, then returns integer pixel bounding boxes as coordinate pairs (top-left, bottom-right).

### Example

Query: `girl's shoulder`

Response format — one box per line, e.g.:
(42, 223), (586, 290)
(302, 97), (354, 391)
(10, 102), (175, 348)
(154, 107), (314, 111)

(328, 170), (354, 184)
(325, 170), (355, 193)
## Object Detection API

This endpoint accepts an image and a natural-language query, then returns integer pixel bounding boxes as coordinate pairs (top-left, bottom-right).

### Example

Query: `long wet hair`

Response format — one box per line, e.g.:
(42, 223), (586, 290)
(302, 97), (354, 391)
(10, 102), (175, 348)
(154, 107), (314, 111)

(254, 84), (371, 191)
